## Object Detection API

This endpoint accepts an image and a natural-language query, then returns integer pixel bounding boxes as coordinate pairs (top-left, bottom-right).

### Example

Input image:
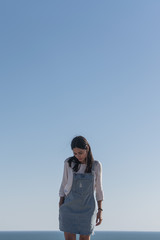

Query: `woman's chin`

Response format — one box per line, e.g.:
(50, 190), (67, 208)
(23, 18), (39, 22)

(79, 160), (85, 164)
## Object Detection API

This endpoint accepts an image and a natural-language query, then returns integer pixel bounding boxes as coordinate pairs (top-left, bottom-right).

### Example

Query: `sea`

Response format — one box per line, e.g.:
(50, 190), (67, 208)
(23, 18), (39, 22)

(0, 231), (160, 240)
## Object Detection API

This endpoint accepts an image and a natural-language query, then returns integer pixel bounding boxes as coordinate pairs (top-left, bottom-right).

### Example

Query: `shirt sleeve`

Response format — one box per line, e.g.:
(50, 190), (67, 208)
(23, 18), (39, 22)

(95, 161), (104, 201)
(59, 160), (68, 197)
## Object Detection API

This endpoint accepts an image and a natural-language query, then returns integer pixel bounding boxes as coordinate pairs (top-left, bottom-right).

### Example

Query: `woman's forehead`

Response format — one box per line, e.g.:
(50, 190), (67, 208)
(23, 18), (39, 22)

(73, 147), (85, 152)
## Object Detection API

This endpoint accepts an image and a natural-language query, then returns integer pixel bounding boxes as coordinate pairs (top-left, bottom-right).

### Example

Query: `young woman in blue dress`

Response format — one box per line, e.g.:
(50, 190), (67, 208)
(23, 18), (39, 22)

(59, 136), (104, 240)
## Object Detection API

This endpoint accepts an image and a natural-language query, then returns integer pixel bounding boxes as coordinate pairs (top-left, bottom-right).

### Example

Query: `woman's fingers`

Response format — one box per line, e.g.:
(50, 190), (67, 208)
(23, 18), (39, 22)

(96, 215), (103, 226)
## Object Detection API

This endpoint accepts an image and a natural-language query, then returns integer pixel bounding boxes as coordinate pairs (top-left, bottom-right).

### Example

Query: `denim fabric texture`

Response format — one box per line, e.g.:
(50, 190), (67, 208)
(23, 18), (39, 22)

(59, 164), (97, 235)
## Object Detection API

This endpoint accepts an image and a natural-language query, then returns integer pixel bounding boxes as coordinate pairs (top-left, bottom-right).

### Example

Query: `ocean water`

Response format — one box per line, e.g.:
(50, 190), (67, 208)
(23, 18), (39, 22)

(0, 231), (160, 240)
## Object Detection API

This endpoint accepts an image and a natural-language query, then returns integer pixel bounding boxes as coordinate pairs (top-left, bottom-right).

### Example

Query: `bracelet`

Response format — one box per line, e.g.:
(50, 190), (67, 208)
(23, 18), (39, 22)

(98, 208), (103, 211)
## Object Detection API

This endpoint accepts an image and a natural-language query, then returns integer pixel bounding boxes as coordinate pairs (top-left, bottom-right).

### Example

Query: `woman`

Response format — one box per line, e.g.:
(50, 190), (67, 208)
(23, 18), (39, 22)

(59, 136), (104, 240)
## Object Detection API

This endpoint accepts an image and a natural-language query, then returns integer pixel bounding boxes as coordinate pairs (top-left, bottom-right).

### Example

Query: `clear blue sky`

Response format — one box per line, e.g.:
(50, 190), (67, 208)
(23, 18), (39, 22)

(0, 0), (160, 231)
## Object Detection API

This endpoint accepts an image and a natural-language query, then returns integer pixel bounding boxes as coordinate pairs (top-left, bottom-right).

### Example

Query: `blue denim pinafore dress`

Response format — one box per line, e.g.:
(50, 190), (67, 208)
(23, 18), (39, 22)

(59, 164), (97, 235)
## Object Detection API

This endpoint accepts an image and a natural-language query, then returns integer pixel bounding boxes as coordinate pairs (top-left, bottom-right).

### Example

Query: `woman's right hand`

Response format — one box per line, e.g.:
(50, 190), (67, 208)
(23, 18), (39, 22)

(59, 197), (65, 207)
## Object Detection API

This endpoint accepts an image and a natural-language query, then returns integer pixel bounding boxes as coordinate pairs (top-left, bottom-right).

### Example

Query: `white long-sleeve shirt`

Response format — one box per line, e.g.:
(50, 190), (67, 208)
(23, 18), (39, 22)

(59, 158), (104, 201)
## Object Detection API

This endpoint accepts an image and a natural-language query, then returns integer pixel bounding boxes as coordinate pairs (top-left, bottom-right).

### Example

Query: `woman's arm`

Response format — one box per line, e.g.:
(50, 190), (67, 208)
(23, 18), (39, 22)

(97, 199), (103, 210)
(95, 161), (104, 201)
(59, 160), (68, 203)
(95, 161), (104, 226)
(96, 200), (103, 226)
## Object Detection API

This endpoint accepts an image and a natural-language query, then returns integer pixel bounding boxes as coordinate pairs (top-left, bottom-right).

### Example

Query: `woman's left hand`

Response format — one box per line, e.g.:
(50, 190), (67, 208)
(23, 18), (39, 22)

(96, 210), (103, 226)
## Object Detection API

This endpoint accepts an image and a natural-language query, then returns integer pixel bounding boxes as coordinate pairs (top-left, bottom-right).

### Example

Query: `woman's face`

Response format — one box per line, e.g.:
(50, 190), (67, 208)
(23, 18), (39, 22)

(73, 147), (88, 164)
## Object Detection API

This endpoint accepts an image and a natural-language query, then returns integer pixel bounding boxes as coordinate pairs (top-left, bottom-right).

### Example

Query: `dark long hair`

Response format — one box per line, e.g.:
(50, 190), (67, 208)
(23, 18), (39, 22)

(68, 136), (94, 173)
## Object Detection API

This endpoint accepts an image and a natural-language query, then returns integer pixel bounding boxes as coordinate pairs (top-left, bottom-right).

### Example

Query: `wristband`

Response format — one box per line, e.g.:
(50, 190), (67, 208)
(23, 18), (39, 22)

(98, 208), (103, 211)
